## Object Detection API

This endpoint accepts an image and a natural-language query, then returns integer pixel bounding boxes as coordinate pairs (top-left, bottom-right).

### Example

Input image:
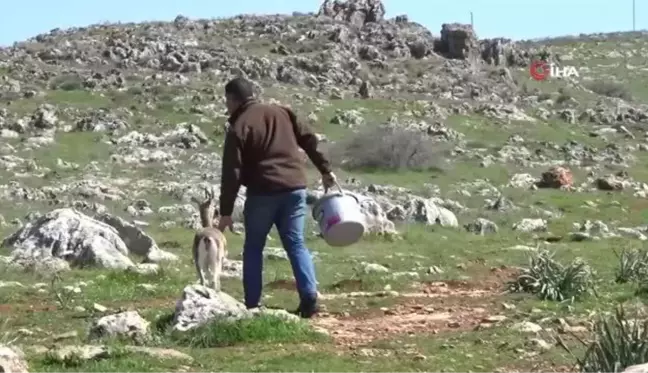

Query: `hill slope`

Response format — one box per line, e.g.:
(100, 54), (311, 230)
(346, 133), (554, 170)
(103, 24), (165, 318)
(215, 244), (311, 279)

(1, 1), (648, 372)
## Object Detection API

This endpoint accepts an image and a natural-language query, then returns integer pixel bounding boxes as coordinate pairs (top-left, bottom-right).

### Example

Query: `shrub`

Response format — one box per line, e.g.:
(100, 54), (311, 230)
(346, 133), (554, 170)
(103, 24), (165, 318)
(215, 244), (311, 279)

(556, 88), (573, 104)
(49, 74), (84, 91)
(508, 250), (595, 301)
(0, 318), (18, 345)
(586, 79), (632, 100)
(614, 248), (648, 284)
(332, 125), (448, 171)
(578, 306), (648, 372)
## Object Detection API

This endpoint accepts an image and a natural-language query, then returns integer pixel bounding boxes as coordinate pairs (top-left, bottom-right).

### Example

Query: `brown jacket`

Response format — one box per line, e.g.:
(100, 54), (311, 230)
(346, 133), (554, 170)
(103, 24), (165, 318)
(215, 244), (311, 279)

(219, 99), (331, 216)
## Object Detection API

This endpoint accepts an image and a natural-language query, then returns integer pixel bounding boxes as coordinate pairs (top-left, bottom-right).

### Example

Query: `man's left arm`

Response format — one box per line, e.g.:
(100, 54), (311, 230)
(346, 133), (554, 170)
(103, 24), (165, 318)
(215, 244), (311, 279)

(219, 129), (243, 217)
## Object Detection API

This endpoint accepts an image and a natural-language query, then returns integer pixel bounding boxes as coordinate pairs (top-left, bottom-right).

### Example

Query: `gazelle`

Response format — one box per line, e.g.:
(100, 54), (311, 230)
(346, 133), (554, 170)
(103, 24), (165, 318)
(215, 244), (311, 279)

(191, 187), (228, 291)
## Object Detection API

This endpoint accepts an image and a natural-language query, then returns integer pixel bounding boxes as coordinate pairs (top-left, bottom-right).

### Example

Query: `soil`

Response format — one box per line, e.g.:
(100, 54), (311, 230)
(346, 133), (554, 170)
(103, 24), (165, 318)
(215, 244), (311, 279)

(312, 266), (518, 347)
(313, 303), (492, 347)
(266, 279), (297, 291)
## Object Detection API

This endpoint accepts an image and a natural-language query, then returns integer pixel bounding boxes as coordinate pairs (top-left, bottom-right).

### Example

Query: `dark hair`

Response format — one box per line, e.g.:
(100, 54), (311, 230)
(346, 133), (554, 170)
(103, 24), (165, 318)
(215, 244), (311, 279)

(224, 77), (254, 101)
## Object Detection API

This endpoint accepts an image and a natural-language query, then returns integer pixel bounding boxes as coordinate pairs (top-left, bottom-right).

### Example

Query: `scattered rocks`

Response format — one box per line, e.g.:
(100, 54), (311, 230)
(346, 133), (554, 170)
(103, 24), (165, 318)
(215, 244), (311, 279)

(511, 321), (543, 333)
(0, 345), (28, 373)
(464, 218), (498, 235)
(512, 218), (548, 233)
(38, 344), (192, 364)
(537, 166), (573, 189)
(172, 285), (299, 331)
(2, 208), (133, 269)
(94, 212), (177, 263)
(172, 285), (248, 331)
(2, 208), (175, 269)
(318, 0), (386, 27)
(88, 311), (150, 340)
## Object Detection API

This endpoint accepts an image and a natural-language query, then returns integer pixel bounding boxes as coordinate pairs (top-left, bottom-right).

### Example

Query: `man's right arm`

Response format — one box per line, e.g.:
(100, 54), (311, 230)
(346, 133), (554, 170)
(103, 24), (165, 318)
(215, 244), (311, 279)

(284, 106), (332, 175)
(219, 128), (243, 218)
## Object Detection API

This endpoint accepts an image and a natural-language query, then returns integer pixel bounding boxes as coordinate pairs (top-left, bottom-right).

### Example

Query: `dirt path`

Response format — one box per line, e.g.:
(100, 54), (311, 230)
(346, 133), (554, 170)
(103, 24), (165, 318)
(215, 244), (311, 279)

(311, 266), (518, 346)
(313, 302), (491, 346)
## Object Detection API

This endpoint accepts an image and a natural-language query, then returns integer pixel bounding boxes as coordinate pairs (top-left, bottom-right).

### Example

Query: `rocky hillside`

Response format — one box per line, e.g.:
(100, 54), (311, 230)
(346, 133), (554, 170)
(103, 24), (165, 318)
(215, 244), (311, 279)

(0, 0), (646, 237)
(3, 1), (648, 372)
(2, 1), (647, 134)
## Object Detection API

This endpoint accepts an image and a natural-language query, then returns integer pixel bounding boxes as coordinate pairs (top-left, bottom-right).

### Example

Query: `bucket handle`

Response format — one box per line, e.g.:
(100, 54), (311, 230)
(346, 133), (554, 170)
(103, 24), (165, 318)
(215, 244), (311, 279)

(324, 181), (360, 203)
(324, 181), (344, 194)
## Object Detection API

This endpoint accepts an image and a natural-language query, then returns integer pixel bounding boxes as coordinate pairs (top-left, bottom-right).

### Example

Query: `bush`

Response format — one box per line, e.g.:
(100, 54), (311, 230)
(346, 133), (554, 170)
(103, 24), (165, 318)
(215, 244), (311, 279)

(332, 126), (447, 171)
(586, 79), (632, 100)
(578, 306), (648, 372)
(507, 250), (595, 301)
(49, 74), (84, 91)
(556, 88), (573, 104)
(615, 248), (648, 284)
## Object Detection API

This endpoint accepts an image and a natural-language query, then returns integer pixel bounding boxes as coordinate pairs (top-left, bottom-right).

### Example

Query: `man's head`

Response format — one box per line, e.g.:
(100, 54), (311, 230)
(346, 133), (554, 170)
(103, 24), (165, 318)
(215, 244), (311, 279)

(224, 77), (254, 115)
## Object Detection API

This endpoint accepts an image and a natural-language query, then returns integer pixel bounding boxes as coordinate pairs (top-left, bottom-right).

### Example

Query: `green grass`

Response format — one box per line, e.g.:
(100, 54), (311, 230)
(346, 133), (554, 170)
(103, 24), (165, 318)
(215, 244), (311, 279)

(32, 346), (187, 372)
(30, 343), (432, 372)
(167, 314), (326, 348)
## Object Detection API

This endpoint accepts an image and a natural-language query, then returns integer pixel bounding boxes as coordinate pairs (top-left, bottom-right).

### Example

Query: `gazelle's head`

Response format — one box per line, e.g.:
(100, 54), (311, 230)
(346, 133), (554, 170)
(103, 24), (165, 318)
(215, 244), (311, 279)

(192, 186), (217, 228)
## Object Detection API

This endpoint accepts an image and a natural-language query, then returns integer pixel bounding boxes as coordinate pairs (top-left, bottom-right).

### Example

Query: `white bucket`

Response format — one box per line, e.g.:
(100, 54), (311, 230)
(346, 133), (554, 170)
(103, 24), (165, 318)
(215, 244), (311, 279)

(312, 185), (366, 247)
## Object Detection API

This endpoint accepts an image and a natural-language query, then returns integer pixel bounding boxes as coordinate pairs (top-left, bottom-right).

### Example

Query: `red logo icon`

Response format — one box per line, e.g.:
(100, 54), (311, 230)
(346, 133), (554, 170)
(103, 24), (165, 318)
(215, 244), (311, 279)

(530, 60), (550, 81)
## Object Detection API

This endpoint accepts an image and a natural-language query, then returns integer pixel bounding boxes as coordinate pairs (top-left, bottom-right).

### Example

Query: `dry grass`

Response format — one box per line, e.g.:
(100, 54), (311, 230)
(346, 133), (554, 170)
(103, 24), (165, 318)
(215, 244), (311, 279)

(332, 125), (449, 171)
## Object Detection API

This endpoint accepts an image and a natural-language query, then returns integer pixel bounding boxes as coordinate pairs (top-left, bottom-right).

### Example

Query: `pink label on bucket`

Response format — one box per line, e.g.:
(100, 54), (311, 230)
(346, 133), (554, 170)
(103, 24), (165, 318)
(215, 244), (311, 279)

(325, 215), (341, 231)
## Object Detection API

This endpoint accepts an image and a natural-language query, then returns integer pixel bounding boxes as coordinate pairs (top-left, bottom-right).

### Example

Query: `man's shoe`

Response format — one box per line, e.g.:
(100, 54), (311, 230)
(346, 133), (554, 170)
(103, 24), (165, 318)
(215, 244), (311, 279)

(294, 298), (319, 319)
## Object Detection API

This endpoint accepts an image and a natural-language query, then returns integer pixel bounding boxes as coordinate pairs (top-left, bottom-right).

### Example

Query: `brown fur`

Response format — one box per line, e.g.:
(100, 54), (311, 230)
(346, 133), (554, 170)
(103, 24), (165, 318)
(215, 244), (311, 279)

(191, 187), (227, 290)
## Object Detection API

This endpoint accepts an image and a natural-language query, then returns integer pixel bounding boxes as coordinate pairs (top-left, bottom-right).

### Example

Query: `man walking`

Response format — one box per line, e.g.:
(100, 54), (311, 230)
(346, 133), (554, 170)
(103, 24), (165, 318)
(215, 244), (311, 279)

(217, 77), (337, 318)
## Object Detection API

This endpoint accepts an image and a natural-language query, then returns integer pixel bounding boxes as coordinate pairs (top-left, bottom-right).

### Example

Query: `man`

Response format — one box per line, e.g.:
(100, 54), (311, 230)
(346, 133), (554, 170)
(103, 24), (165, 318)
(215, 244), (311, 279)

(217, 77), (337, 318)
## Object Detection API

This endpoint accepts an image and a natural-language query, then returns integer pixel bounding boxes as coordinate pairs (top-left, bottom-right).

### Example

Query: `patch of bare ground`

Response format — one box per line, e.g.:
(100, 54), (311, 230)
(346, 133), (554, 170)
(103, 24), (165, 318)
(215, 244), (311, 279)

(414, 264), (518, 297)
(495, 362), (575, 373)
(266, 279), (298, 291)
(313, 266), (518, 347)
(314, 303), (491, 347)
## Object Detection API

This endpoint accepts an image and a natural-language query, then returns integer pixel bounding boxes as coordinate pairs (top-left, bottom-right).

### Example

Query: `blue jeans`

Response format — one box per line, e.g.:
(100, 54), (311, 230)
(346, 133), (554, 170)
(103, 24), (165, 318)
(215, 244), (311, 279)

(242, 188), (318, 308)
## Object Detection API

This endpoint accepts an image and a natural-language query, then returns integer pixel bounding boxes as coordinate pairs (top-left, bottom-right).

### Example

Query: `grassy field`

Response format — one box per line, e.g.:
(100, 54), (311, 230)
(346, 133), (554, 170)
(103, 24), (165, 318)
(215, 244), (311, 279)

(3, 150), (648, 371)
(2, 19), (648, 373)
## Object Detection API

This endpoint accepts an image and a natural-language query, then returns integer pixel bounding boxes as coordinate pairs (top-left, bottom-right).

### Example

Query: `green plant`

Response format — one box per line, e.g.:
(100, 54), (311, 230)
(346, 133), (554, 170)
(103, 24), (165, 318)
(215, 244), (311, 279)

(556, 89), (573, 104)
(42, 349), (87, 368)
(49, 74), (85, 91)
(0, 318), (19, 345)
(508, 250), (595, 301)
(537, 92), (552, 101)
(50, 272), (74, 309)
(332, 125), (450, 171)
(578, 306), (648, 372)
(614, 248), (648, 284)
(586, 79), (632, 100)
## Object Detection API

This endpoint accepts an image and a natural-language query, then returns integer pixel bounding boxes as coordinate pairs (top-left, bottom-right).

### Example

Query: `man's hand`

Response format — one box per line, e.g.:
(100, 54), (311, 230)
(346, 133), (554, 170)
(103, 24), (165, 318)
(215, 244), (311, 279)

(322, 172), (338, 192)
(217, 216), (234, 232)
